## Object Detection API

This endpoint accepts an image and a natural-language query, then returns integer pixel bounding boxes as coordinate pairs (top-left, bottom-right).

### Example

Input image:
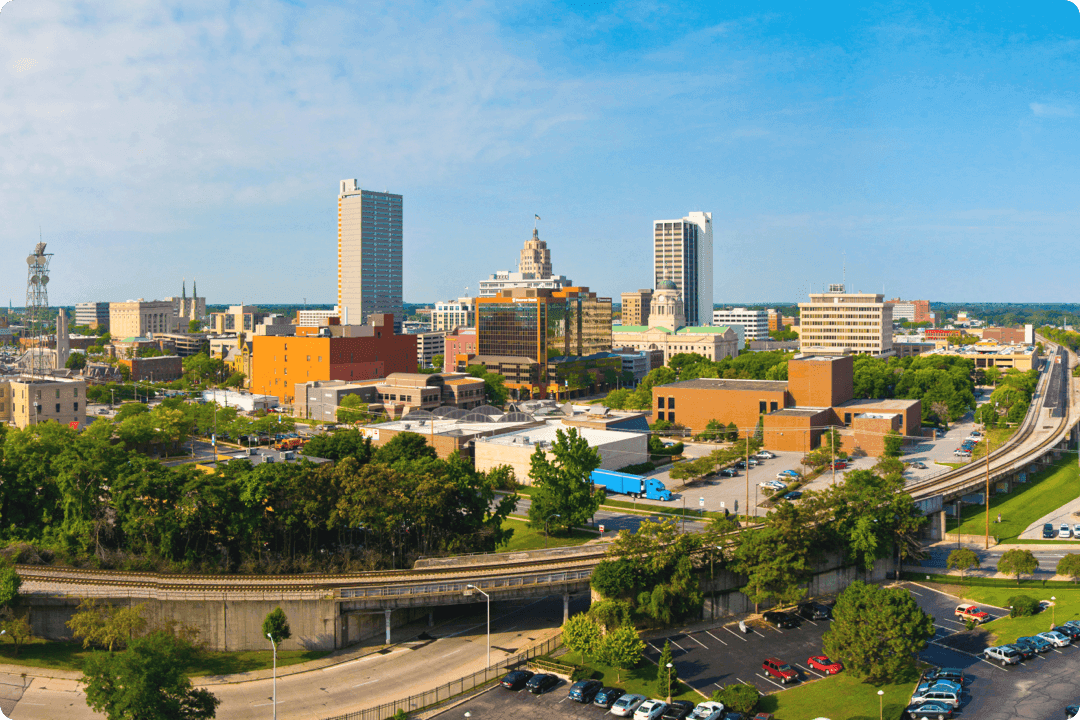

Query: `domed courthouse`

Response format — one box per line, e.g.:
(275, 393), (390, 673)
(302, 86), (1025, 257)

(612, 280), (738, 363)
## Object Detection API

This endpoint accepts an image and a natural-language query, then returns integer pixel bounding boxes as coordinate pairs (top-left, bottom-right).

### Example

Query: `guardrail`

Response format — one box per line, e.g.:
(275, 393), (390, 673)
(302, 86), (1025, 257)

(321, 633), (563, 720)
(340, 570), (593, 599)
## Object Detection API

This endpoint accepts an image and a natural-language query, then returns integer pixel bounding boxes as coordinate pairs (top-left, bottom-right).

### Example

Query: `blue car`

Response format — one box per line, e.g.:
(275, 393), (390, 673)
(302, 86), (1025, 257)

(568, 679), (602, 703)
(1015, 635), (1051, 653)
(593, 687), (626, 708)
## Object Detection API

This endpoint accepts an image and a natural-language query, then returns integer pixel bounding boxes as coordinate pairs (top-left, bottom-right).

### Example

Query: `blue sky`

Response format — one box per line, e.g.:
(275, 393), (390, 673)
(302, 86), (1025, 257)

(1, 0), (1079, 306)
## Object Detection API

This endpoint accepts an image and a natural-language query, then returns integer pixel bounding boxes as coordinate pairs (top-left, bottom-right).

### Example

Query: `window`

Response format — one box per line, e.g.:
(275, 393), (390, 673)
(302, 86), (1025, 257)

(656, 411), (665, 421)
(667, 397), (675, 409)
(668, 413), (675, 424)
(74, 402), (78, 412)
(898, 415), (903, 428)
(307, 355), (311, 361)
(318, 356), (322, 362)
(284, 343), (288, 351)
(55, 403), (60, 413)
(284, 356), (288, 362)
(770, 401), (778, 412)
(74, 388), (78, 397)
(658, 397), (665, 409)
(759, 400), (767, 413)
(844, 413), (851, 424)
(284, 368), (288, 375)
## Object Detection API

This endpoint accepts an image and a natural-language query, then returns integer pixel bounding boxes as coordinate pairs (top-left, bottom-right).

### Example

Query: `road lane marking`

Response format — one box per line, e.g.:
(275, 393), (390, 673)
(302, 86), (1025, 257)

(353, 679), (378, 688)
(438, 648), (464, 660)
(689, 635), (709, 649)
(706, 631), (728, 646)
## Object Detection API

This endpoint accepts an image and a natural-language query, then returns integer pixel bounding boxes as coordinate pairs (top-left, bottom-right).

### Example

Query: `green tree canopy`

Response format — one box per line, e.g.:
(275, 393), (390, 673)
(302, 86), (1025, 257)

(82, 631), (220, 720)
(526, 428), (604, 534)
(946, 548), (980, 582)
(1057, 554), (1080, 584)
(561, 613), (602, 664)
(822, 580), (934, 683)
(997, 548), (1038, 583)
(598, 624), (645, 683)
(262, 607), (291, 644)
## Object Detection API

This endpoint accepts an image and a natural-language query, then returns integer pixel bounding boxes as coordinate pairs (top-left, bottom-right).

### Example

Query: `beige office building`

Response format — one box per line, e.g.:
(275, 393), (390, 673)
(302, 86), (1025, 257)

(432, 297), (475, 333)
(0, 376), (86, 429)
(654, 212), (713, 326)
(798, 285), (893, 356)
(620, 289), (652, 327)
(109, 300), (176, 337)
(338, 179), (404, 331)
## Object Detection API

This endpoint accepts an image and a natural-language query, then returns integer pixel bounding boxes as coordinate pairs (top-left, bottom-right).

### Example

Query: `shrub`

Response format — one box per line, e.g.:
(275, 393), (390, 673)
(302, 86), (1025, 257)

(712, 683), (759, 714)
(1007, 594), (1039, 617)
(591, 559), (636, 599)
(616, 462), (656, 475)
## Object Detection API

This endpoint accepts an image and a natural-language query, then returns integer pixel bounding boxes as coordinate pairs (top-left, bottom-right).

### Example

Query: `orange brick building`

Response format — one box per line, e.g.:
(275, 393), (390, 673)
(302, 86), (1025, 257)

(653, 354), (922, 457)
(251, 314), (416, 408)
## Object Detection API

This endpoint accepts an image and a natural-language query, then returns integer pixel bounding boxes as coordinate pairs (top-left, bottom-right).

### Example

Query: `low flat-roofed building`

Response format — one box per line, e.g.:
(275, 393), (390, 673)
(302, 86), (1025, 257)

(924, 342), (1040, 371)
(474, 419), (648, 483)
(0, 375), (87, 429)
(295, 372), (487, 421)
(201, 389), (279, 413)
(358, 414), (543, 460)
(892, 340), (937, 358)
(197, 446), (332, 471)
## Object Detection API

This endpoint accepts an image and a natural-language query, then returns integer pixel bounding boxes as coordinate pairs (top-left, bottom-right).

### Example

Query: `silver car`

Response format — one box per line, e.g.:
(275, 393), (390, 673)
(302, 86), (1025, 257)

(983, 645), (1021, 665)
(611, 694), (646, 718)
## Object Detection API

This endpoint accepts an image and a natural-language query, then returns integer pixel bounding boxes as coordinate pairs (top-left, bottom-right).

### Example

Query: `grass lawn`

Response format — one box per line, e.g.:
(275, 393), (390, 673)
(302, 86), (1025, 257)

(498, 519), (596, 553)
(951, 455), (1080, 542)
(756, 669), (921, 720)
(0, 638), (327, 676)
(918, 581), (1080, 646)
(557, 652), (703, 704)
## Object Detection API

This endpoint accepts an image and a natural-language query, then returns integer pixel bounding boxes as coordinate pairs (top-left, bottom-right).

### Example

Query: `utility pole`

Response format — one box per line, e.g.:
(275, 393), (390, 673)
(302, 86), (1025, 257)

(985, 436), (992, 549)
(831, 427), (836, 486)
(745, 435), (751, 525)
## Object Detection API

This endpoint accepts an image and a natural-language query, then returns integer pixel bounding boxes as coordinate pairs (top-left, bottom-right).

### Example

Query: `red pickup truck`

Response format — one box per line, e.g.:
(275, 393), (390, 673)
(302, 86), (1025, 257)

(955, 604), (990, 623)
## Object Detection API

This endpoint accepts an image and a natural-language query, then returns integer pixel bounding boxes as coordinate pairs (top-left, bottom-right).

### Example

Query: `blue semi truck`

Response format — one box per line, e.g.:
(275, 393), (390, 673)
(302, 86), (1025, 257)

(590, 469), (673, 501)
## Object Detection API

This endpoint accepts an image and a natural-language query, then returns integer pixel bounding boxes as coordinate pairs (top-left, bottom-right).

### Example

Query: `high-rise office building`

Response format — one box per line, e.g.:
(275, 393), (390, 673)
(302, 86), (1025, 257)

(478, 227), (573, 297)
(338, 179), (403, 332)
(798, 285), (893, 356)
(620, 289), (653, 327)
(653, 211), (713, 326)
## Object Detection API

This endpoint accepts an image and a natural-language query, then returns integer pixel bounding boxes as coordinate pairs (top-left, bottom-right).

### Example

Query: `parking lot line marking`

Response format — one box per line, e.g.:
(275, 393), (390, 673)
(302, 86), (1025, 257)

(705, 631), (728, 646)
(756, 673), (788, 690)
(804, 619), (818, 626)
(723, 626), (748, 642)
(753, 629), (768, 637)
(908, 588), (924, 596)
(648, 641), (664, 654)
(797, 664), (823, 678)
(689, 635), (709, 649)
(670, 639), (686, 651)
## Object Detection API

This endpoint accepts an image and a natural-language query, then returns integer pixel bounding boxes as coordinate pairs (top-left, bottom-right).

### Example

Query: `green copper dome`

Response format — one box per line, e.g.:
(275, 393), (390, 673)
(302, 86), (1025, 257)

(656, 279), (677, 291)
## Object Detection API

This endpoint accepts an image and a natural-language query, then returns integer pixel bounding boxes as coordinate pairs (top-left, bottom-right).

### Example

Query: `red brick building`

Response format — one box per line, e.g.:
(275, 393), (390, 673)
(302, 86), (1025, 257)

(443, 329), (477, 372)
(653, 354), (921, 457)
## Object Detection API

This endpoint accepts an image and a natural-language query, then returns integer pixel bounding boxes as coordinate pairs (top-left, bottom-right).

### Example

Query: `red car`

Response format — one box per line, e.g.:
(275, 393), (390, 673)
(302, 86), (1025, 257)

(831, 461), (848, 470)
(807, 655), (843, 675)
(955, 604), (990, 623)
(762, 657), (798, 684)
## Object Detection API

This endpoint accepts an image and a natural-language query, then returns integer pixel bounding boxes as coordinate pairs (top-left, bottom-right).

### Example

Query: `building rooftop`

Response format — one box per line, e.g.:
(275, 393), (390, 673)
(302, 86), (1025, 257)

(364, 416), (539, 437)
(836, 398), (920, 410)
(612, 325), (655, 333)
(769, 408), (829, 417)
(675, 326), (731, 335)
(476, 419), (642, 448)
(663, 378), (788, 392)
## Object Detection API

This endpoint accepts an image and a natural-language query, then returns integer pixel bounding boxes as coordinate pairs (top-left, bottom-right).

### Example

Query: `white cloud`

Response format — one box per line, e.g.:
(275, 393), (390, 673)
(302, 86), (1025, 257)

(1030, 102), (1075, 118)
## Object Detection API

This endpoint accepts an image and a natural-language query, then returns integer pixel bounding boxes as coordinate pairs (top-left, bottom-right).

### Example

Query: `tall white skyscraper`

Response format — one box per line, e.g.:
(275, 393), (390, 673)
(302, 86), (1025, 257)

(653, 211), (713, 326)
(337, 179), (403, 331)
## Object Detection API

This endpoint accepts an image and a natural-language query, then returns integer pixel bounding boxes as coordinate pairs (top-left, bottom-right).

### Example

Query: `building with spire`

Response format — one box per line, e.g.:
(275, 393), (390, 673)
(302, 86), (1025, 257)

(166, 279), (206, 327)
(478, 225), (573, 297)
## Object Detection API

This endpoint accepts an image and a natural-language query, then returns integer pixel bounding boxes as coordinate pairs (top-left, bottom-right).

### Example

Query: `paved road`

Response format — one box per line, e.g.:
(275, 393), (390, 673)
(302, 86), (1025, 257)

(917, 544), (1080, 575)
(11, 596), (585, 720)
(507, 495), (707, 535)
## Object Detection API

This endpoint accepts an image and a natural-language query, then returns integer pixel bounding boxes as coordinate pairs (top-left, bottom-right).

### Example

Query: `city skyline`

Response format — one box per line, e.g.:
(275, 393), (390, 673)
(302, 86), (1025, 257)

(2, 1), (1080, 305)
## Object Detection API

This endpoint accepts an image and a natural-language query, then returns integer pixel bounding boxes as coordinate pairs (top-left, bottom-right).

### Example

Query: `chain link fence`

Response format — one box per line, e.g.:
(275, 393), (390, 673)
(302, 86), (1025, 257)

(321, 633), (563, 720)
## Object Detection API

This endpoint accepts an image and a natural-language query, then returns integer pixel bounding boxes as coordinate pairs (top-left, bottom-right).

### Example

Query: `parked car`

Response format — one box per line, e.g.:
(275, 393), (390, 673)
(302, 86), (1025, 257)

(594, 687), (626, 709)
(761, 480), (786, 490)
(1009, 642), (1036, 660)
(1038, 630), (1072, 647)
(831, 461), (848, 470)
(735, 461), (747, 469)
(763, 611), (799, 629)
(1014, 635), (1052, 653)
(1073, 523), (1080, 538)
(807, 655), (843, 674)
(762, 657), (798, 683)
(1054, 625), (1080, 640)
(1066, 705), (1080, 720)
(634, 699), (669, 720)
(969, 431), (982, 437)
(797, 602), (833, 620)
(909, 462), (927, 469)
(982, 645), (1021, 666)
(688, 701), (726, 720)
(526, 673), (560, 694)
(914, 679), (962, 696)
(1061, 619), (1080, 629)
(662, 700), (696, 720)
(568, 679), (603, 703)
(903, 700), (955, 718)
(1045, 523), (1058, 538)
(910, 684), (961, 708)
(755, 451), (776, 459)
(720, 468), (738, 477)
(955, 604), (990, 623)
(920, 667), (966, 685)
(1062, 524), (1074, 539)
(611, 694), (647, 717)
(500, 670), (534, 690)
(778, 469), (800, 477)
(782, 491), (803, 501)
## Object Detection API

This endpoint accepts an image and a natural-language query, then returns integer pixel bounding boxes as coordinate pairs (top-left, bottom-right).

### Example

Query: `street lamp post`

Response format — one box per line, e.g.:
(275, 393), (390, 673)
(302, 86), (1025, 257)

(267, 633), (277, 720)
(877, 689), (884, 720)
(1052, 596), (1057, 628)
(665, 662), (674, 702)
(466, 585), (491, 668)
(545, 513), (561, 549)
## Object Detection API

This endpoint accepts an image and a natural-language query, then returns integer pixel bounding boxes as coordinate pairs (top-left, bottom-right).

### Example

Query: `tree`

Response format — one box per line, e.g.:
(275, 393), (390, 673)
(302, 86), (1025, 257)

(223, 372), (246, 388)
(822, 581), (934, 683)
(262, 607), (291, 644)
(711, 684), (759, 714)
(597, 624), (645, 682)
(1057, 554), (1080, 584)
(526, 428), (604, 534)
(930, 400), (951, 430)
(997, 548), (1038, 584)
(0, 560), (21, 607)
(188, 319), (201, 333)
(590, 559), (637, 600)
(656, 640), (679, 698)
(66, 352), (88, 371)
(68, 600), (149, 652)
(0, 607), (33, 656)
(883, 430), (903, 458)
(946, 548), (980, 582)
(336, 394), (369, 424)
(561, 613), (602, 665)
(431, 354), (444, 371)
(82, 630), (220, 720)
(372, 432), (437, 466)
(725, 421), (739, 441)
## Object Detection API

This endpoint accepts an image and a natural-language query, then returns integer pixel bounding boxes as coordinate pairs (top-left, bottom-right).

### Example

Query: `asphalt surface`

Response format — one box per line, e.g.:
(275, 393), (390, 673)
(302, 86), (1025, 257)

(508, 495), (707, 535)
(918, 545), (1080, 576)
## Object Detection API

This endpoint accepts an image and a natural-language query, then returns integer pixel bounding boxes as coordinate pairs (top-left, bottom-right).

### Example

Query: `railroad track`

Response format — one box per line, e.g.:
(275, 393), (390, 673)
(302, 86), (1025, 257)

(908, 341), (1076, 502)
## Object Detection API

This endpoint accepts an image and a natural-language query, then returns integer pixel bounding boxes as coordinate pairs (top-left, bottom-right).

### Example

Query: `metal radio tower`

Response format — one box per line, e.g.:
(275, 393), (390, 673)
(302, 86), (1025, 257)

(25, 242), (52, 376)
